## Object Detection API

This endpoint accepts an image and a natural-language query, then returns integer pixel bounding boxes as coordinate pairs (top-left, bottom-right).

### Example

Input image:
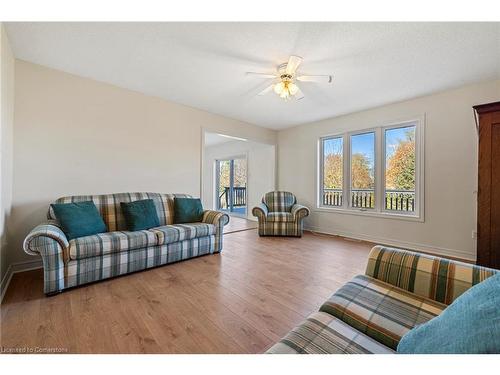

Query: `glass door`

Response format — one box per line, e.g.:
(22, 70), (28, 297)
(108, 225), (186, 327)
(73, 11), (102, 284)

(215, 157), (247, 216)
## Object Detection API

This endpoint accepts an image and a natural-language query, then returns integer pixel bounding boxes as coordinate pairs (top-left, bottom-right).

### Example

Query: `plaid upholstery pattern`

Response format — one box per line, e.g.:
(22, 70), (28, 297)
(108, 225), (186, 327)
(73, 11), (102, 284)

(320, 274), (447, 350)
(266, 212), (294, 222)
(253, 192), (309, 237)
(23, 221), (69, 293)
(202, 210), (229, 252)
(366, 245), (498, 304)
(263, 191), (296, 212)
(151, 223), (216, 245)
(48, 192), (191, 232)
(69, 230), (158, 260)
(24, 193), (229, 294)
(266, 312), (394, 354)
(65, 236), (216, 290)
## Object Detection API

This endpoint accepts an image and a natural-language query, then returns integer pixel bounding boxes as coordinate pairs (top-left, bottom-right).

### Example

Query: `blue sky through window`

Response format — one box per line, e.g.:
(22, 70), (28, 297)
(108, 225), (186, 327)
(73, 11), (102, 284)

(385, 125), (415, 161)
(351, 132), (375, 168)
(324, 137), (343, 156)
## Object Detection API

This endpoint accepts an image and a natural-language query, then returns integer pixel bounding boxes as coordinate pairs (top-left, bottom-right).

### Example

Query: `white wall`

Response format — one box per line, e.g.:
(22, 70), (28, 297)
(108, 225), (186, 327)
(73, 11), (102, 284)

(202, 138), (276, 219)
(8, 60), (276, 266)
(278, 80), (500, 261)
(0, 24), (15, 287)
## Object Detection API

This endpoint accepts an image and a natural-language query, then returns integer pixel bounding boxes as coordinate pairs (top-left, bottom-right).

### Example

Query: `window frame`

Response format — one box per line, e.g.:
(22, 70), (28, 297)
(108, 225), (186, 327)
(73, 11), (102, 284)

(317, 117), (424, 222)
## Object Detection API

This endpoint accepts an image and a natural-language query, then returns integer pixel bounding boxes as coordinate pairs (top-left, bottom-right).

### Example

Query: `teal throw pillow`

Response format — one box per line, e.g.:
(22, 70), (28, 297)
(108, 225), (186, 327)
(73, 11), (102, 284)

(51, 201), (107, 240)
(174, 198), (204, 224)
(397, 272), (500, 354)
(120, 199), (160, 231)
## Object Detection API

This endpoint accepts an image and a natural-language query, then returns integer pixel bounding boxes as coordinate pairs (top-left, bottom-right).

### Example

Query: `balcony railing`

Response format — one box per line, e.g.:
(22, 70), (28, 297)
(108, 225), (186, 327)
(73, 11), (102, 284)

(218, 186), (246, 210)
(322, 188), (415, 212)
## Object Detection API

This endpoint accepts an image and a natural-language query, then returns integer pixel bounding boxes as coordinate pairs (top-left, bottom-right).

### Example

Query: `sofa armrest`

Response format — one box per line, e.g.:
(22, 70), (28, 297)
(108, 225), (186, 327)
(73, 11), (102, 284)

(291, 204), (310, 220)
(252, 203), (268, 219)
(202, 210), (229, 231)
(23, 221), (69, 258)
(365, 245), (498, 305)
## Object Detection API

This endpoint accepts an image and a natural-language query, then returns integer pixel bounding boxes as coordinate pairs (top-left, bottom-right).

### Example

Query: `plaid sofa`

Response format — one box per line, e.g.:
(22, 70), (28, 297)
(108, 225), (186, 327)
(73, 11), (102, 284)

(23, 192), (229, 295)
(252, 191), (309, 237)
(267, 245), (498, 354)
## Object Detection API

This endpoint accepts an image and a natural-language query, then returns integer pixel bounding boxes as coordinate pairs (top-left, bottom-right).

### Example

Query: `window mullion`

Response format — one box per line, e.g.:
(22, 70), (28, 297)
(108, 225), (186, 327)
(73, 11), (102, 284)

(375, 127), (383, 213)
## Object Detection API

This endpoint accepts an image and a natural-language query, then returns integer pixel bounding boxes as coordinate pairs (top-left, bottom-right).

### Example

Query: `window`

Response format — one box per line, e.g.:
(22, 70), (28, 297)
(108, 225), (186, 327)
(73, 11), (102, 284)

(319, 120), (422, 219)
(322, 137), (343, 206)
(350, 132), (375, 209)
(384, 125), (416, 213)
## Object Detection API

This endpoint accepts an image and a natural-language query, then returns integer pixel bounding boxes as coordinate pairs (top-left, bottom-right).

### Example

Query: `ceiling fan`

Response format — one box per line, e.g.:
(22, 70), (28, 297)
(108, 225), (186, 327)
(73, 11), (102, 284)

(246, 55), (332, 101)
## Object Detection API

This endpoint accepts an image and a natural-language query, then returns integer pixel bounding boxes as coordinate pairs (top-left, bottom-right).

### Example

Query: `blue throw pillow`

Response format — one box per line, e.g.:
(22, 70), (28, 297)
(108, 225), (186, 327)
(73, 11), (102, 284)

(397, 272), (500, 354)
(51, 201), (107, 240)
(174, 198), (204, 224)
(120, 199), (160, 231)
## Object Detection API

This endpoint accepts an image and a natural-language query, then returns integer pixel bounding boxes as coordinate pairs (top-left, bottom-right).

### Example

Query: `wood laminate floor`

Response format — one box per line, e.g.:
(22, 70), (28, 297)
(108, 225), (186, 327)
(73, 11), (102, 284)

(0, 231), (373, 354)
(223, 216), (258, 234)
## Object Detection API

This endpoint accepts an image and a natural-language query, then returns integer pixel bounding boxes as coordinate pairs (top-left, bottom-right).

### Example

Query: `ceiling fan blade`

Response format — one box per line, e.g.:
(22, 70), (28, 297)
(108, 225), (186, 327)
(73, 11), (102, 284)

(246, 72), (278, 79)
(294, 86), (305, 100)
(297, 75), (333, 83)
(285, 55), (303, 75)
(257, 84), (275, 96)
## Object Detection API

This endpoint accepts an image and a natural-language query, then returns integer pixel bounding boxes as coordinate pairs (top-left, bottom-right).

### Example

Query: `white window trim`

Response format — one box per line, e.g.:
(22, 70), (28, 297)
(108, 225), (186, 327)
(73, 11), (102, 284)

(316, 116), (425, 222)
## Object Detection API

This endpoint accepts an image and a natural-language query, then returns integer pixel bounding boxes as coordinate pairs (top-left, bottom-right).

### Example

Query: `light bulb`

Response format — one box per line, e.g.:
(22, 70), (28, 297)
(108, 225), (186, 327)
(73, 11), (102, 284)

(274, 82), (285, 94)
(288, 83), (299, 95)
(280, 89), (289, 99)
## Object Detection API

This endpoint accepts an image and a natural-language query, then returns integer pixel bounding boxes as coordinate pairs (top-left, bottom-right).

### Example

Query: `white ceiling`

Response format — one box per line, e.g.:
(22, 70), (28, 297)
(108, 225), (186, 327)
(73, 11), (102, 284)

(5, 22), (500, 130)
(204, 132), (239, 146)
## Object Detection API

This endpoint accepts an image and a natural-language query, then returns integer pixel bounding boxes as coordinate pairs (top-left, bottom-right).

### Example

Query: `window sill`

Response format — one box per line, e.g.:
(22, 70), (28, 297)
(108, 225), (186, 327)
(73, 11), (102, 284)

(314, 206), (424, 222)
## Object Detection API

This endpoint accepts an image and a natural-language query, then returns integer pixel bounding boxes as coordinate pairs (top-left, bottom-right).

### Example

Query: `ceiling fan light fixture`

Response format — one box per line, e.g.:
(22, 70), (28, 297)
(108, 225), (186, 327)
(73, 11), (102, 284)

(274, 82), (285, 94)
(288, 82), (299, 95)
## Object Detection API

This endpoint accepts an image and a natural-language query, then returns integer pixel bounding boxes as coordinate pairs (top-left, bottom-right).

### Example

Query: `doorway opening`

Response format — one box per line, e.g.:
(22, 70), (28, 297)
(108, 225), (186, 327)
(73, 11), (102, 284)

(215, 157), (247, 216)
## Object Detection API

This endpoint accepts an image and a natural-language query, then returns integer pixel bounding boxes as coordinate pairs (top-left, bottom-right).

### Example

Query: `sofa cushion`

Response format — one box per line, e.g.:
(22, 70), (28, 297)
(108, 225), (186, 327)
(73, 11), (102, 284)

(150, 223), (216, 245)
(51, 201), (107, 240)
(266, 212), (294, 222)
(49, 192), (192, 232)
(69, 230), (158, 260)
(121, 199), (160, 231)
(397, 272), (500, 353)
(174, 198), (204, 224)
(266, 311), (394, 354)
(319, 274), (447, 350)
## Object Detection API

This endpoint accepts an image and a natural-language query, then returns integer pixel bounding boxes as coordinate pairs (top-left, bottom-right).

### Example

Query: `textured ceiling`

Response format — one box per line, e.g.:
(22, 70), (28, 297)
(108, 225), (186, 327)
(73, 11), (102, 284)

(5, 22), (500, 129)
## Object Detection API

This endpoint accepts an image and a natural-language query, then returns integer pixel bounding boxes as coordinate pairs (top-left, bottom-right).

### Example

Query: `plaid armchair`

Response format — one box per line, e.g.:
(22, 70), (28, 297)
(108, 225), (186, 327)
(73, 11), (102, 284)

(252, 191), (309, 237)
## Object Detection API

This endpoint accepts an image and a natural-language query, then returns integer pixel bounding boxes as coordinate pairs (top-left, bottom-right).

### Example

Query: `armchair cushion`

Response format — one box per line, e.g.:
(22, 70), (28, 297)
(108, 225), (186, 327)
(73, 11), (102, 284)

(266, 212), (294, 222)
(51, 201), (107, 240)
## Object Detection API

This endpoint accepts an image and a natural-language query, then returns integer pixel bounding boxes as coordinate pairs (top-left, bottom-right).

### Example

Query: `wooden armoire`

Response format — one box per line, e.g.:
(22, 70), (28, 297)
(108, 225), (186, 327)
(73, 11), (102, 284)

(474, 101), (500, 269)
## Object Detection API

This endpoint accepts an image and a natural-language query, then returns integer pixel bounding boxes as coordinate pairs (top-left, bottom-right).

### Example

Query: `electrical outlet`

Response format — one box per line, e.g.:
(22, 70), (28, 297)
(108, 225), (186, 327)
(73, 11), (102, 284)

(472, 231), (477, 239)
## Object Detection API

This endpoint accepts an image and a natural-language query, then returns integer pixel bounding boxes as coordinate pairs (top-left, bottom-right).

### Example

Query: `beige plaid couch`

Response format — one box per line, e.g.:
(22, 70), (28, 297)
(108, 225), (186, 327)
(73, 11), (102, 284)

(267, 245), (498, 353)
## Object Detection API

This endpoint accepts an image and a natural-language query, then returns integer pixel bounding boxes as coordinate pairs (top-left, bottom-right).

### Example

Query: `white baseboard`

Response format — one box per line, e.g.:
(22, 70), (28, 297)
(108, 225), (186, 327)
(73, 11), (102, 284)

(0, 258), (43, 303)
(305, 225), (476, 262)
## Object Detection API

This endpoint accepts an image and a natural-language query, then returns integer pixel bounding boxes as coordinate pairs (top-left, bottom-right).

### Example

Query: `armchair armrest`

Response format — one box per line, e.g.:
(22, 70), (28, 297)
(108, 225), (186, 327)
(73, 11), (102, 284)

(202, 210), (229, 231)
(23, 220), (69, 258)
(252, 203), (268, 219)
(291, 204), (310, 220)
(365, 245), (498, 304)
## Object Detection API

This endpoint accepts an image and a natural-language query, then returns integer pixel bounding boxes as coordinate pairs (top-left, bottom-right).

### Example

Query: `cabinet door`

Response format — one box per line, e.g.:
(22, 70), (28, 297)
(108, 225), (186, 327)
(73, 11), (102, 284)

(477, 105), (500, 269)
